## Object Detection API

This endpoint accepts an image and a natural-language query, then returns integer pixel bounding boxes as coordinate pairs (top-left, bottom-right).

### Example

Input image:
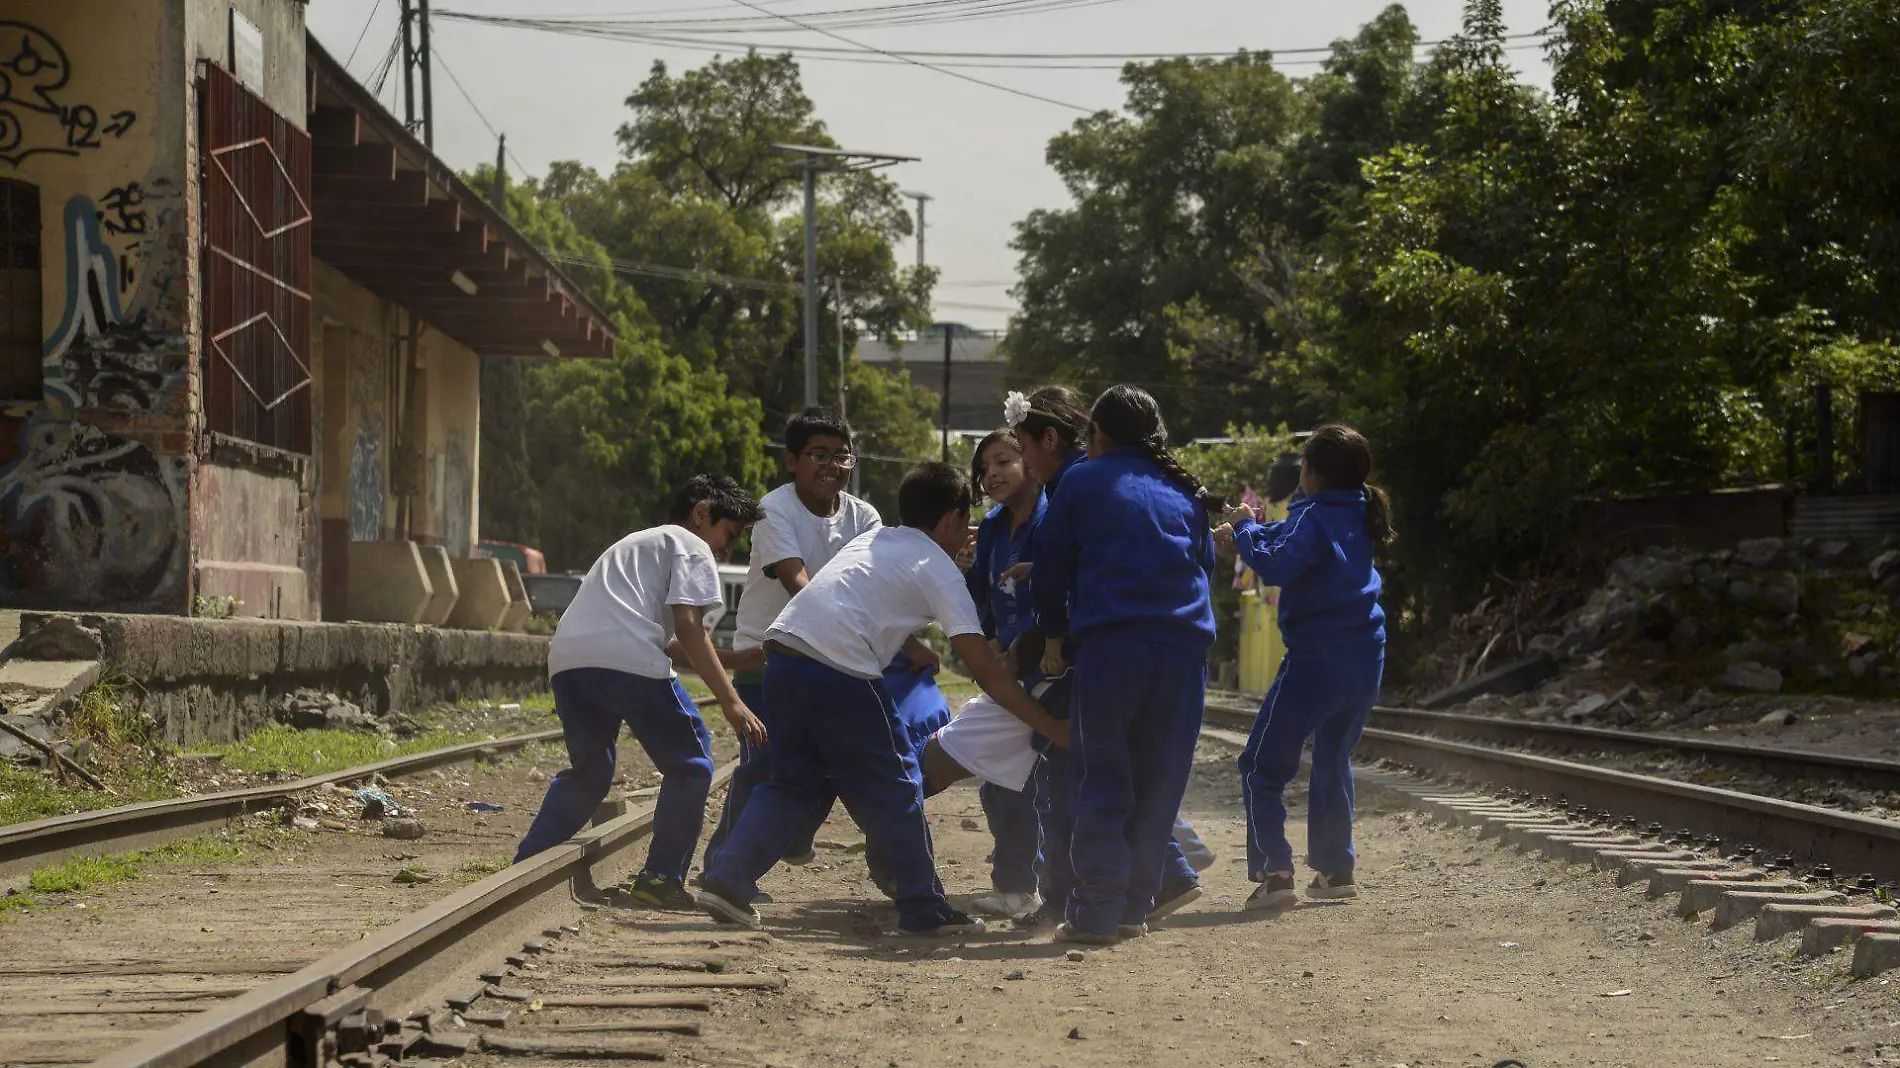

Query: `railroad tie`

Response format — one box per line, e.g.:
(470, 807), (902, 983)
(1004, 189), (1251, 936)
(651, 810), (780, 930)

(1710, 889), (1847, 931)
(1674, 875), (1796, 915)
(1800, 917), (1900, 957)
(1652, 868), (1770, 900)
(1617, 857), (1730, 888)
(1849, 932), (1900, 978)
(1590, 846), (1698, 875)
(1754, 902), (1897, 943)
(479, 1032), (668, 1061)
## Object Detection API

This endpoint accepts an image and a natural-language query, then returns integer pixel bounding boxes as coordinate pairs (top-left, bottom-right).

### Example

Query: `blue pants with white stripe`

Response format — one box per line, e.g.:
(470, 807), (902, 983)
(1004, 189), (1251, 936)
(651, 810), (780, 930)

(1067, 630), (1206, 935)
(514, 668), (713, 879)
(703, 651), (954, 930)
(1239, 648), (1383, 878)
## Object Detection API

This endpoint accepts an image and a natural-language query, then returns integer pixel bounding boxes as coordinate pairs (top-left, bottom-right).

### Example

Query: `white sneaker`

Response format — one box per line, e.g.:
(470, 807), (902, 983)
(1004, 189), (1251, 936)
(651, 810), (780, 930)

(971, 890), (1042, 920)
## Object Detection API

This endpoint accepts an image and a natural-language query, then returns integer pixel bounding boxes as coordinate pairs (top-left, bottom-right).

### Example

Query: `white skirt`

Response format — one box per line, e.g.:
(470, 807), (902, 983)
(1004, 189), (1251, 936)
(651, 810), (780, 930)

(933, 694), (1040, 792)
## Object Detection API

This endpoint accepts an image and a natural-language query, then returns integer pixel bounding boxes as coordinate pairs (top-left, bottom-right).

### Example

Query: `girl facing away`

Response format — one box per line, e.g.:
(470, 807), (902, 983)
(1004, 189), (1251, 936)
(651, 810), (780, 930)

(1218, 424), (1394, 910)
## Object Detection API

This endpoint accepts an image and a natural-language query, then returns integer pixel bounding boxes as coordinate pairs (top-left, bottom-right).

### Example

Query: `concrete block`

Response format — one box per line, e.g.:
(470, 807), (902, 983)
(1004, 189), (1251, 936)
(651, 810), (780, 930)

(194, 560), (309, 620)
(1617, 857), (1728, 887)
(1849, 932), (1900, 978)
(1545, 834), (1643, 863)
(417, 546), (460, 626)
(1672, 874), (1788, 911)
(1494, 820), (1578, 845)
(498, 562), (532, 633)
(1756, 902), (1896, 942)
(1652, 867), (1767, 899)
(1803, 918), (1900, 957)
(446, 558), (511, 631)
(1594, 848), (1699, 875)
(346, 542), (434, 624)
(1710, 889), (1845, 931)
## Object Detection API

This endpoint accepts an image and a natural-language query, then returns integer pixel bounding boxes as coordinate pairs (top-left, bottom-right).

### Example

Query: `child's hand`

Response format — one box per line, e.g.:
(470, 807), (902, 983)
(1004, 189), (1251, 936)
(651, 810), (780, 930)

(1040, 635), (1067, 677)
(722, 699), (768, 750)
(1212, 523), (1235, 553)
(1225, 503), (1259, 528)
(1000, 561), (1032, 586)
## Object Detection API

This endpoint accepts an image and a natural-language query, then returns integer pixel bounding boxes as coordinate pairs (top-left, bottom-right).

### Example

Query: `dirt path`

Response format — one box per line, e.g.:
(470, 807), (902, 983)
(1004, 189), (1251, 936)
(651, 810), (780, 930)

(672, 738), (1900, 1068)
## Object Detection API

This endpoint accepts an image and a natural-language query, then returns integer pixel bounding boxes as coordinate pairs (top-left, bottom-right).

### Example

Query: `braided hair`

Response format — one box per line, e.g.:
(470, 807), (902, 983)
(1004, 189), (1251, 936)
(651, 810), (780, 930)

(1086, 384), (1225, 514)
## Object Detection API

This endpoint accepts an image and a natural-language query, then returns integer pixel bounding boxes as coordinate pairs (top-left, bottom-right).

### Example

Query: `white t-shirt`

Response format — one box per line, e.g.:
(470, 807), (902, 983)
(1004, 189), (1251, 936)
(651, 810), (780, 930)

(767, 526), (983, 679)
(548, 525), (723, 680)
(733, 483), (883, 651)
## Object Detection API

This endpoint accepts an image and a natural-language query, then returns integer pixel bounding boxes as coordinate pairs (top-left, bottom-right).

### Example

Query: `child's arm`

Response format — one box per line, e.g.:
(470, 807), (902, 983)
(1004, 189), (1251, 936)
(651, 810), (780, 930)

(1232, 509), (1325, 587)
(671, 604), (767, 749)
(1030, 482), (1080, 651)
(949, 633), (1068, 747)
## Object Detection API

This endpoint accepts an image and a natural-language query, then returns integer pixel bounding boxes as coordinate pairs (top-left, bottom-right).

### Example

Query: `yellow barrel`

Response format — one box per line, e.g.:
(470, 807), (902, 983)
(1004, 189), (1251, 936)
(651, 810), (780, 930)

(1235, 498), (1288, 696)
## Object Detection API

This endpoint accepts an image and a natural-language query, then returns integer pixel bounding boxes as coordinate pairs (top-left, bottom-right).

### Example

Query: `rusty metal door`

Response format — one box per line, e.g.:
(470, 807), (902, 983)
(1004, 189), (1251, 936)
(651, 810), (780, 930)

(198, 62), (312, 453)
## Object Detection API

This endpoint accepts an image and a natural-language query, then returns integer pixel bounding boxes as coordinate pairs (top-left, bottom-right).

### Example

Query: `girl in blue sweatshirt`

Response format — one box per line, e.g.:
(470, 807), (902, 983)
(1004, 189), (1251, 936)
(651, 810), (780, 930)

(1222, 425), (1394, 909)
(1034, 385), (1220, 945)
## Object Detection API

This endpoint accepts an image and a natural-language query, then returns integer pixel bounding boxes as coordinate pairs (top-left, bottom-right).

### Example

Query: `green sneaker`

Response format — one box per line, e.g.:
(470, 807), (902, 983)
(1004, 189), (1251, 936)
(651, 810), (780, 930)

(625, 873), (696, 911)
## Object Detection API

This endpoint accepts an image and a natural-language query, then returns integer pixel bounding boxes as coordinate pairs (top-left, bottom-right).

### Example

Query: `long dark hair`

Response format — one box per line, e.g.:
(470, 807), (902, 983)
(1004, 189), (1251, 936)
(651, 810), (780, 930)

(1015, 385), (1089, 451)
(1302, 424), (1396, 545)
(1086, 384), (1224, 514)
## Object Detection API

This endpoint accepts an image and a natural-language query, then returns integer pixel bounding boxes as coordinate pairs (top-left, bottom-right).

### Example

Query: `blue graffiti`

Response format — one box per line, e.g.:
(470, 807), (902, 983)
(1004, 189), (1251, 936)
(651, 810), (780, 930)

(42, 195), (183, 412)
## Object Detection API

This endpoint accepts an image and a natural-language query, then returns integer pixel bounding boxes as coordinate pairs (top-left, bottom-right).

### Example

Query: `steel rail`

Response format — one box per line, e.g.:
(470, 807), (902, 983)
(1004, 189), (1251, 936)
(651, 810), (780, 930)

(1204, 701), (1900, 883)
(1206, 696), (1900, 794)
(91, 760), (737, 1068)
(0, 728), (578, 882)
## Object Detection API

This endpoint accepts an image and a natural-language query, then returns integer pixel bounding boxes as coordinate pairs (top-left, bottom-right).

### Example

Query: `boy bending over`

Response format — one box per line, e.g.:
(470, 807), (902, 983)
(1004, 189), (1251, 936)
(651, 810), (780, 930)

(697, 463), (1067, 936)
(514, 476), (768, 910)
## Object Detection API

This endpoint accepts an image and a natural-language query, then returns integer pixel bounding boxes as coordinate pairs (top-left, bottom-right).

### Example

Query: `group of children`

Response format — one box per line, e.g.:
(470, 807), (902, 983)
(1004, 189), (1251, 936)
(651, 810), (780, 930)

(514, 384), (1394, 942)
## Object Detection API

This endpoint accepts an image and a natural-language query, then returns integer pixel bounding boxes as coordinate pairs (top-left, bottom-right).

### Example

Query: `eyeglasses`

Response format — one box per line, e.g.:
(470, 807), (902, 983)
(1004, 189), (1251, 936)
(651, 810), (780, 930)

(802, 448), (857, 469)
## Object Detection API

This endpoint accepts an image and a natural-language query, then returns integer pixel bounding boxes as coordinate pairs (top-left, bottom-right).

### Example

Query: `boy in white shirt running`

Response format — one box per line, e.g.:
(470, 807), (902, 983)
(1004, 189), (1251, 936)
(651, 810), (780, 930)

(514, 476), (768, 910)
(698, 463), (1067, 936)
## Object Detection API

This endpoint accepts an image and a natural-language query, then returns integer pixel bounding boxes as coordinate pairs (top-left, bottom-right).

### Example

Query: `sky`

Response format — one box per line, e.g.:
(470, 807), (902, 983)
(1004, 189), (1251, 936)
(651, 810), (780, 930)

(306, 0), (1556, 331)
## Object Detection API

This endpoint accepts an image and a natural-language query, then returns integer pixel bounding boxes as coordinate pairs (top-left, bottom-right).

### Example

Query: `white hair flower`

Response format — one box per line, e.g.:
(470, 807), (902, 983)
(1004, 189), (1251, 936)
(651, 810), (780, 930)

(1003, 391), (1031, 429)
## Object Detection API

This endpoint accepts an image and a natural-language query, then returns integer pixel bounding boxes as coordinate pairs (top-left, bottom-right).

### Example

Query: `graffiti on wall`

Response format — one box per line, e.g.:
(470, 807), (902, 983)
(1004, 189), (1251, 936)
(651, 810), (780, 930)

(0, 22), (139, 169)
(349, 419), (383, 541)
(0, 412), (188, 607)
(43, 194), (184, 411)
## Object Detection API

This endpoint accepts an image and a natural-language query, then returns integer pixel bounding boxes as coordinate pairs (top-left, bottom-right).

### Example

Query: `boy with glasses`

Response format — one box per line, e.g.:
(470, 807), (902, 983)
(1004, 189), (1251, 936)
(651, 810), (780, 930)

(704, 408), (939, 879)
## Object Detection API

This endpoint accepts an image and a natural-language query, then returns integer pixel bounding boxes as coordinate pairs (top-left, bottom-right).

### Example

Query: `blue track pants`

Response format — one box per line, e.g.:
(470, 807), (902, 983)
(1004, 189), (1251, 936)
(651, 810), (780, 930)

(1239, 648), (1383, 878)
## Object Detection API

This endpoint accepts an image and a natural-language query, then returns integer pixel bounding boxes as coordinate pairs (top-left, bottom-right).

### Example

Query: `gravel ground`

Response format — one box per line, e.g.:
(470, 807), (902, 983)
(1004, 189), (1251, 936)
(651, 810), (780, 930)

(665, 736), (1900, 1068)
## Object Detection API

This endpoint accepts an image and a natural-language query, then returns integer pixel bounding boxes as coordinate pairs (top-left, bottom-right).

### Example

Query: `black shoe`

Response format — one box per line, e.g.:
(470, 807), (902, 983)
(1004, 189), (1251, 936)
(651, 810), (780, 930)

(697, 877), (761, 929)
(1306, 871), (1357, 900)
(625, 873), (696, 910)
(899, 909), (986, 937)
(1246, 873), (1298, 912)
(1014, 901), (1062, 931)
(1149, 879), (1202, 921)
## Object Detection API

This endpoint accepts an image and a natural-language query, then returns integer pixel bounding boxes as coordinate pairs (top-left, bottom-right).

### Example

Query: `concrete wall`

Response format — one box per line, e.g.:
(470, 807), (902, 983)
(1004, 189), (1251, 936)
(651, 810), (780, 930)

(0, 1), (193, 612)
(0, 0), (308, 615)
(18, 611), (550, 746)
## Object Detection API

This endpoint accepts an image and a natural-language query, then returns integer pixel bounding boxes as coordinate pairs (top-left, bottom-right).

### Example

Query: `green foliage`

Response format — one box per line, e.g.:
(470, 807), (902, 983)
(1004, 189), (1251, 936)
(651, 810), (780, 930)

(1008, 0), (1900, 627)
(210, 726), (487, 777)
(472, 53), (938, 566)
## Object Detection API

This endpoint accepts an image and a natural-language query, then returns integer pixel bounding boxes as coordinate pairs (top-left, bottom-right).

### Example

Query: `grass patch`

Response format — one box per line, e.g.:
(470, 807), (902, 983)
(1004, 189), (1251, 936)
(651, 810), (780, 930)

(210, 726), (490, 777)
(453, 857), (509, 884)
(0, 675), (181, 827)
(3, 829), (271, 921)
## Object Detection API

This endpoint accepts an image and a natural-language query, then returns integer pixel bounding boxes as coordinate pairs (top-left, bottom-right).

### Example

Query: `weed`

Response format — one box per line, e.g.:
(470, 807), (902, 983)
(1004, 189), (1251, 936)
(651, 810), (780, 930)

(212, 726), (489, 777)
(0, 893), (38, 923)
(453, 857), (509, 884)
(393, 862), (435, 885)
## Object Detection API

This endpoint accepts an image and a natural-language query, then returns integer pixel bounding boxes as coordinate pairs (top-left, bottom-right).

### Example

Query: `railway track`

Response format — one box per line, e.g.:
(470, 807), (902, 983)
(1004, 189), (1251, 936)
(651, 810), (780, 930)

(1203, 697), (1900, 883)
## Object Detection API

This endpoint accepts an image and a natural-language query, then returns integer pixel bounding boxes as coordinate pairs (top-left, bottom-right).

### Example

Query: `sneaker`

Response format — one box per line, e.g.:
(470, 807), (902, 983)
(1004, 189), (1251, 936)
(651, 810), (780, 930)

(1116, 922), (1148, 941)
(1054, 922), (1120, 946)
(625, 873), (697, 910)
(898, 909), (986, 937)
(971, 890), (1042, 920)
(1148, 880), (1202, 922)
(696, 878), (762, 929)
(1245, 873), (1298, 911)
(1014, 902), (1062, 931)
(1306, 871), (1357, 900)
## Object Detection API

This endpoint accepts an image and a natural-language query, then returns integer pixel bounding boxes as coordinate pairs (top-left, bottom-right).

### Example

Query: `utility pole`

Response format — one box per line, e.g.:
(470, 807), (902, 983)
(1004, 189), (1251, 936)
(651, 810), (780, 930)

(903, 190), (947, 461)
(776, 144), (918, 411)
(491, 134), (506, 210)
(835, 276), (860, 496)
(398, 0), (434, 149)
